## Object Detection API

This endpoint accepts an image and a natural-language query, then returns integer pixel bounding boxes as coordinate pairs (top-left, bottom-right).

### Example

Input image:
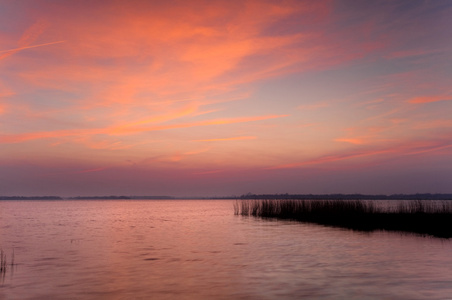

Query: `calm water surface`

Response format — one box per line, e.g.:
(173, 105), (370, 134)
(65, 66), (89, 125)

(1, 200), (452, 299)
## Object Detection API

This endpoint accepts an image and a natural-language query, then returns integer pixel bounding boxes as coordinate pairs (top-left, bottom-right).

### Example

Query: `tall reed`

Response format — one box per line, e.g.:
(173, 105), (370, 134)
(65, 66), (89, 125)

(234, 199), (452, 238)
(0, 249), (6, 273)
(0, 249), (15, 275)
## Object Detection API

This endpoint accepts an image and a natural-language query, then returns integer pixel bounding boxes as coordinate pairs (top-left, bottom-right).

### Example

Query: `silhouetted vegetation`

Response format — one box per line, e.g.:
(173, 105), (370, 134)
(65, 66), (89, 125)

(0, 249), (14, 274)
(239, 193), (452, 200)
(0, 250), (6, 274)
(234, 199), (452, 238)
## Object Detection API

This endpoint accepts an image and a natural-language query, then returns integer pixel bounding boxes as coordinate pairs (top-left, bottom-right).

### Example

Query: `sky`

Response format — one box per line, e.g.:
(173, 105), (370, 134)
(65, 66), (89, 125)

(1, 0), (451, 197)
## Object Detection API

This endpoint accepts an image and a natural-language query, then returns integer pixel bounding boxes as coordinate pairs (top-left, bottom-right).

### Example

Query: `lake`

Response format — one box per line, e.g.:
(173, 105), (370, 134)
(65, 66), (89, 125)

(1, 199), (452, 299)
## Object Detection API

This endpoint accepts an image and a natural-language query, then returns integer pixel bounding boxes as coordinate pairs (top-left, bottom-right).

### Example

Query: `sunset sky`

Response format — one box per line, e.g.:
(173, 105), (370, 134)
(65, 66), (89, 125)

(1, 0), (451, 197)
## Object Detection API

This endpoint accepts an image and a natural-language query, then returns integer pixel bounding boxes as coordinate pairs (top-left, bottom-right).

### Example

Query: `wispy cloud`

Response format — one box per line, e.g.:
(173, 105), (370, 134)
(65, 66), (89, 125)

(334, 138), (365, 145)
(268, 139), (452, 170)
(0, 19), (54, 60)
(404, 143), (452, 156)
(385, 49), (438, 59)
(413, 120), (452, 130)
(0, 114), (287, 144)
(110, 104), (200, 134)
(76, 167), (107, 174)
(297, 102), (330, 111)
(108, 114), (289, 135)
(192, 170), (224, 175)
(407, 95), (452, 104)
(193, 136), (257, 142)
(268, 149), (392, 170)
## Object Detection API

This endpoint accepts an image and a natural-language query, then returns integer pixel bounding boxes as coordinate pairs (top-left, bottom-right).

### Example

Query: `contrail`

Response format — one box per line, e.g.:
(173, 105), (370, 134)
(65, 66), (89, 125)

(0, 40), (65, 54)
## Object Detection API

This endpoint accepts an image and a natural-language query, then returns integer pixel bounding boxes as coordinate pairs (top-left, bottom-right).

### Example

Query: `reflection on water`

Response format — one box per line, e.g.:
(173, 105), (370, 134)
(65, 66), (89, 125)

(1, 200), (452, 299)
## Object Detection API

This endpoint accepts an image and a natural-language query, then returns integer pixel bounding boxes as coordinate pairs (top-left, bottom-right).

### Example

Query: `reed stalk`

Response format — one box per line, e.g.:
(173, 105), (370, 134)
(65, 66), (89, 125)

(0, 249), (6, 273)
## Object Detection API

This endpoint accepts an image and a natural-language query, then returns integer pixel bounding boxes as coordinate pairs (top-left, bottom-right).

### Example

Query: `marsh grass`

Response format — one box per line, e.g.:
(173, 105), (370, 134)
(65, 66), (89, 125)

(234, 199), (452, 238)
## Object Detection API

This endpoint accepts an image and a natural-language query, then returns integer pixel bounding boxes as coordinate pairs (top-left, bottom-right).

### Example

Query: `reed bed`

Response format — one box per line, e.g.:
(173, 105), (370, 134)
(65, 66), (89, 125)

(234, 199), (452, 238)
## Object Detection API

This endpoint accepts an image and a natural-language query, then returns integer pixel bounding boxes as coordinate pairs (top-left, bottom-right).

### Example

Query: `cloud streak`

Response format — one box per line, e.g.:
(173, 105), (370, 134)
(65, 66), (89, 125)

(0, 40), (65, 55)
(269, 139), (452, 170)
(0, 114), (287, 144)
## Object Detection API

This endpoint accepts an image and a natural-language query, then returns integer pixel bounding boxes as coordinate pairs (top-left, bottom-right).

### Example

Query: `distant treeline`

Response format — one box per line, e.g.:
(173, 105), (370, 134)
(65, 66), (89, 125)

(0, 196), (62, 200)
(2, 194), (452, 201)
(0, 195), (174, 200)
(239, 193), (452, 200)
(67, 196), (175, 200)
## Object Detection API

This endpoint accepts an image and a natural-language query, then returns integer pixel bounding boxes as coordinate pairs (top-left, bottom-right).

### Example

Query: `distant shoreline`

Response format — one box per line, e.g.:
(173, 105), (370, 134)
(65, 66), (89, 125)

(1, 193), (452, 200)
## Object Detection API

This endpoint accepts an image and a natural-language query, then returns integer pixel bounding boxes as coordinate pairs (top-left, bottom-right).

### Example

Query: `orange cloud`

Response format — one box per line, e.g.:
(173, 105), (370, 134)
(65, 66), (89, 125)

(407, 95), (451, 104)
(11, 1), (350, 109)
(7, 1), (325, 136)
(3, 0), (392, 151)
